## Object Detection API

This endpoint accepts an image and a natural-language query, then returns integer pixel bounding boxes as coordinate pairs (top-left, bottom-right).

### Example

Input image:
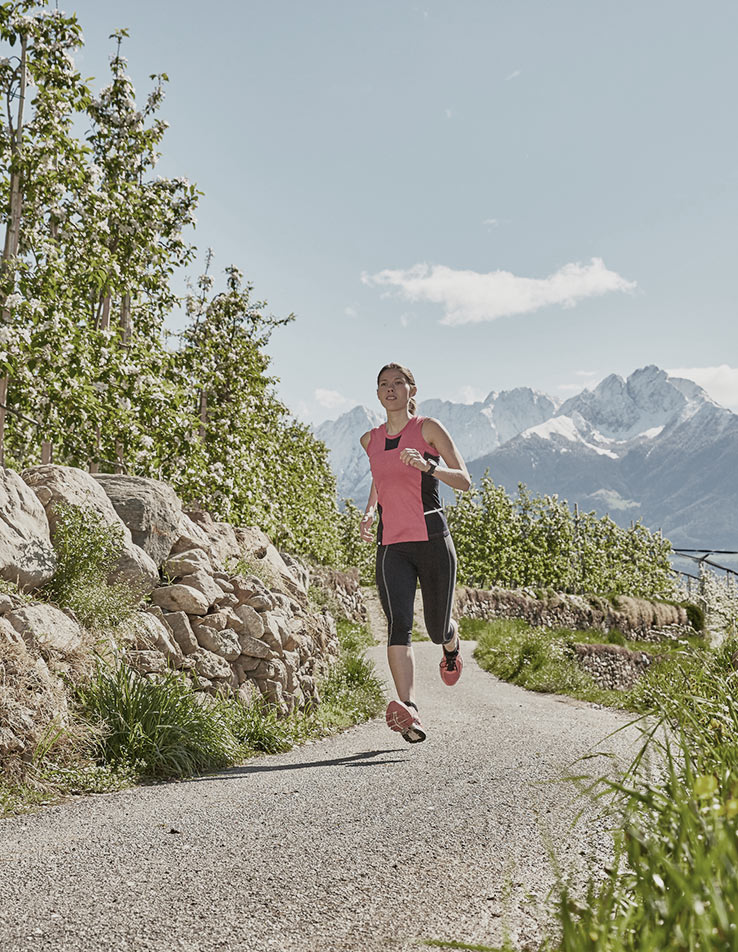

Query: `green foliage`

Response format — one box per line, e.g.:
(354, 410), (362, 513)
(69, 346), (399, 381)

(0, 8), (344, 568)
(72, 617), (384, 785)
(316, 620), (385, 731)
(225, 695), (302, 755)
(447, 477), (676, 600)
(470, 617), (705, 711)
(336, 498), (376, 583)
(42, 503), (140, 629)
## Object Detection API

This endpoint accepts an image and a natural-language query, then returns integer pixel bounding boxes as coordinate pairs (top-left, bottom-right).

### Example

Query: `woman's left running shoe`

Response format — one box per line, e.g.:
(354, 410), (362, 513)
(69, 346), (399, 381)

(385, 700), (426, 743)
(439, 628), (463, 686)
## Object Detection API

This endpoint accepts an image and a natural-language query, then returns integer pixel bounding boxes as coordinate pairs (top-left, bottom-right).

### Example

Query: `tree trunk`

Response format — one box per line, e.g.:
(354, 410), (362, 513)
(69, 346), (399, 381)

(41, 441), (52, 464)
(199, 389), (208, 441)
(120, 293), (131, 344)
(0, 34), (29, 466)
(0, 377), (8, 469)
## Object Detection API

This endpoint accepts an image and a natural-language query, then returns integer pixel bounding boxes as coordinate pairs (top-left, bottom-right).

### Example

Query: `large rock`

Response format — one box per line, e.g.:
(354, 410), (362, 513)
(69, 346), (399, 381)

(163, 548), (212, 579)
(0, 468), (56, 589)
(93, 475), (182, 567)
(190, 648), (232, 681)
(151, 583), (210, 616)
(234, 526), (306, 598)
(122, 613), (183, 667)
(168, 512), (215, 559)
(178, 570), (222, 608)
(22, 465), (158, 594)
(5, 603), (84, 654)
(162, 611), (198, 654)
(183, 510), (242, 566)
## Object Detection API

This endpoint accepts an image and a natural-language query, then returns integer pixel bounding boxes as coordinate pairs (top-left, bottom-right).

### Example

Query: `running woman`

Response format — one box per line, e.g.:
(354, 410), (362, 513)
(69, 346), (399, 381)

(360, 362), (471, 743)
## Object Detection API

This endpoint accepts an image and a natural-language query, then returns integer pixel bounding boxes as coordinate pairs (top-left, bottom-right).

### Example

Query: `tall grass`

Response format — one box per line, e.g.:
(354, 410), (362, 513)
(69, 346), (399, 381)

(544, 640), (738, 951)
(76, 665), (243, 778)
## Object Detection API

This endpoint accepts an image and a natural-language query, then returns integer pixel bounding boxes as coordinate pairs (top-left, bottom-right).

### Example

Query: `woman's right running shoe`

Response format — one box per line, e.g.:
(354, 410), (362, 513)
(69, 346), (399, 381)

(385, 700), (426, 743)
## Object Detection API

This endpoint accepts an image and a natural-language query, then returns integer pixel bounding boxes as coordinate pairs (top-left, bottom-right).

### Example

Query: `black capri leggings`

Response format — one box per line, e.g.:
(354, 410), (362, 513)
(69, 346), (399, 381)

(375, 535), (457, 647)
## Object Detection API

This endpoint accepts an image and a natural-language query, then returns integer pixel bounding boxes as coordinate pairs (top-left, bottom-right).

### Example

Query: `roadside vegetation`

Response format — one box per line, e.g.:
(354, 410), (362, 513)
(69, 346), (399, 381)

(0, 616), (384, 816)
(465, 570), (738, 951)
(464, 616), (706, 713)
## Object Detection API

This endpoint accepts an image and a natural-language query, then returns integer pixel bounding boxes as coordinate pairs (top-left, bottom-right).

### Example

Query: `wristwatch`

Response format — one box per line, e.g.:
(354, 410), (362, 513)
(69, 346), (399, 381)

(426, 460), (437, 476)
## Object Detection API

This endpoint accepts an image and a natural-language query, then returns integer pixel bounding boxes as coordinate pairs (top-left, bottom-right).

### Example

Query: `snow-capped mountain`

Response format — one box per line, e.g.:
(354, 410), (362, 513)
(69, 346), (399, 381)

(314, 366), (738, 547)
(468, 367), (738, 546)
(314, 405), (382, 505)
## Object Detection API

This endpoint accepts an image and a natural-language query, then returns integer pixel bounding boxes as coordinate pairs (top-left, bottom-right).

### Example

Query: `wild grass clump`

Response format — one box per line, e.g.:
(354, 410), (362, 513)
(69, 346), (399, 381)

(72, 619), (384, 782)
(43, 503), (141, 630)
(469, 618), (625, 707)
(76, 664), (242, 778)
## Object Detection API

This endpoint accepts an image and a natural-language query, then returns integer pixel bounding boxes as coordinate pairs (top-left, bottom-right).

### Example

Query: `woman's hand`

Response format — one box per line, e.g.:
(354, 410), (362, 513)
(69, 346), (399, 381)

(360, 510), (375, 541)
(399, 448), (430, 471)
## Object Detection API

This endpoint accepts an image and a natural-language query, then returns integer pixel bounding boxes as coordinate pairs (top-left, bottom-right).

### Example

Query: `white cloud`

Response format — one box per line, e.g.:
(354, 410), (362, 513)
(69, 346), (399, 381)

(362, 258), (636, 326)
(482, 218), (499, 227)
(557, 383), (585, 393)
(575, 369), (599, 378)
(344, 305), (358, 318)
(314, 388), (354, 410)
(505, 69), (521, 81)
(667, 365), (738, 411)
(444, 108), (453, 119)
(456, 385), (486, 404)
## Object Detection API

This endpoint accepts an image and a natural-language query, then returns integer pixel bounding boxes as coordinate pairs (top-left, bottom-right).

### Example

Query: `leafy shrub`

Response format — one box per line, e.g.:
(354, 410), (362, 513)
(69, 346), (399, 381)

(684, 601), (706, 632)
(43, 503), (141, 630)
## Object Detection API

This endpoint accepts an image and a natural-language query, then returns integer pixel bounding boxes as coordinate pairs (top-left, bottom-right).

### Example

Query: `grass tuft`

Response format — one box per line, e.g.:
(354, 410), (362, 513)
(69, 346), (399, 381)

(42, 503), (141, 631)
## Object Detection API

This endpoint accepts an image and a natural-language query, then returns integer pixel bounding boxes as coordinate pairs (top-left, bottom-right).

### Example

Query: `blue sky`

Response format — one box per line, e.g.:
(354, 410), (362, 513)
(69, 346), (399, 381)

(67, 0), (738, 421)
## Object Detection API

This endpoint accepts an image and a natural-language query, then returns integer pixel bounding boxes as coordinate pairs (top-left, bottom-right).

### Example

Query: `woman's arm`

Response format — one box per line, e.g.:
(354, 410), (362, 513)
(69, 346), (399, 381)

(359, 432), (377, 540)
(399, 418), (471, 492)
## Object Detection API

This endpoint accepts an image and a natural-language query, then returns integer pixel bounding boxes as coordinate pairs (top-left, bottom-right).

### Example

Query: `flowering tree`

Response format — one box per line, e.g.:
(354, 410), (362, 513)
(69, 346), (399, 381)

(0, 1), (90, 464)
(0, 4), (344, 566)
(446, 475), (676, 598)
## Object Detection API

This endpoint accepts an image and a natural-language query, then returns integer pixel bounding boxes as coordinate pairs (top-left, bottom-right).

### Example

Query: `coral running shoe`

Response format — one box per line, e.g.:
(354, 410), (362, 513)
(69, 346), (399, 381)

(385, 700), (426, 744)
(439, 629), (463, 686)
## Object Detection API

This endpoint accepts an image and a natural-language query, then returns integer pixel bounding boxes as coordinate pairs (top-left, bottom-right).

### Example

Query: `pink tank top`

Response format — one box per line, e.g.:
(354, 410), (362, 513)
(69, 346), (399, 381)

(366, 416), (447, 545)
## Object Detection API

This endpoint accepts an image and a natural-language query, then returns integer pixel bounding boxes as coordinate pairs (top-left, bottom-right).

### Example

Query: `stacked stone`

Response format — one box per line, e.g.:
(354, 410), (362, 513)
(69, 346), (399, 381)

(455, 585), (692, 640)
(136, 545), (337, 713)
(0, 465), (341, 758)
(571, 643), (653, 691)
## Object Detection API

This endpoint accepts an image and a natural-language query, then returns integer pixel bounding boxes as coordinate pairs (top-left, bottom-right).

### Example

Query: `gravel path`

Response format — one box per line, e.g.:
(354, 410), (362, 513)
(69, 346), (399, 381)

(0, 617), (640, 952)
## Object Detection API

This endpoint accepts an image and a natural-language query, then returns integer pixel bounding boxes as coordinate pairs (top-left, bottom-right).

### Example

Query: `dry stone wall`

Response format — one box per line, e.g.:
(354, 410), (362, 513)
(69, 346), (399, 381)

(455, 585), (693, 640)
(0, 465), (343, 771)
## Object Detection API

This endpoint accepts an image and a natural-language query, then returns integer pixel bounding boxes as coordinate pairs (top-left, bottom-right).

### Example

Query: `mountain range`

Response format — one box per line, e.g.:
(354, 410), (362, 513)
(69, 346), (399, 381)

(314, 365), (738, 548)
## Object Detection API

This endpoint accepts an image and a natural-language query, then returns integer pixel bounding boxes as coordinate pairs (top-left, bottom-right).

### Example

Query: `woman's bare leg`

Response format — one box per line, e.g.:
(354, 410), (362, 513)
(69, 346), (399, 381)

(387, 644), (416, 706)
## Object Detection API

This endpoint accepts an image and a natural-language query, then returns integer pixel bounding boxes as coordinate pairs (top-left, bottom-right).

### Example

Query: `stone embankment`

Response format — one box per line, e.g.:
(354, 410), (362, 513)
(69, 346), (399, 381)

(0, 465), (346, 773)
(456, 584), (698, 691)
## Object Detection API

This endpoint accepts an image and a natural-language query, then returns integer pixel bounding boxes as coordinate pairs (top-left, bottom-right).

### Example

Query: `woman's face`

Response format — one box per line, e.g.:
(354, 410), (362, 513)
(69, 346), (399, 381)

(377, 368), (415, 411)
